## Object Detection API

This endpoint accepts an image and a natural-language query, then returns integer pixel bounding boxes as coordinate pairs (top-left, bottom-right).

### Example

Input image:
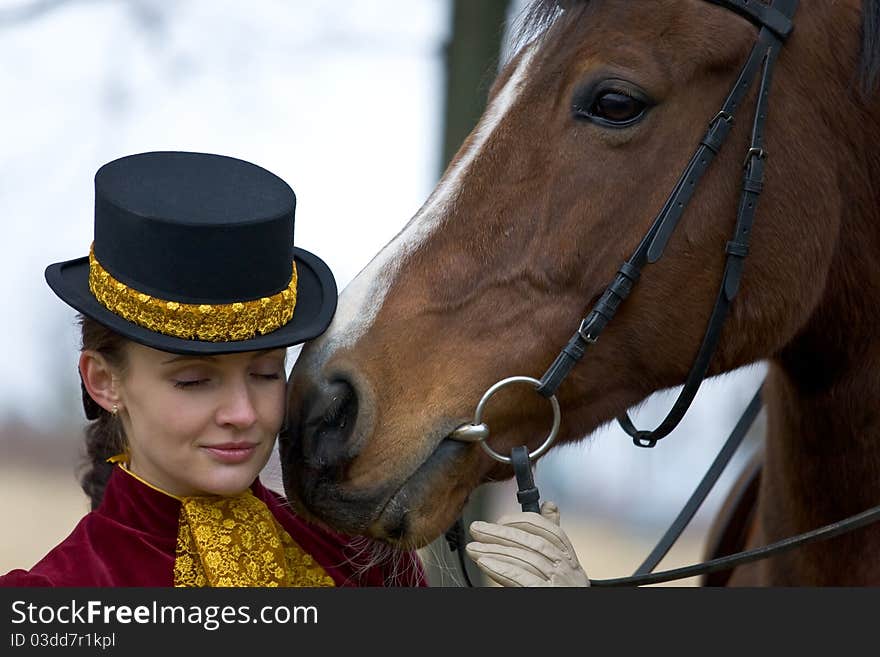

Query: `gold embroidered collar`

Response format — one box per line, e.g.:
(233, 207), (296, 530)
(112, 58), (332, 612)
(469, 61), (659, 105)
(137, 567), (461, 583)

(111, 459), (334, 588)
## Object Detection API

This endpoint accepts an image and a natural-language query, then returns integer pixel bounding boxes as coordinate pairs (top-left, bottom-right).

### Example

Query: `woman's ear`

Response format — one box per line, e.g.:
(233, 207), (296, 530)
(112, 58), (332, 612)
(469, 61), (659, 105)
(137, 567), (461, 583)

(79, 350), (121, 415)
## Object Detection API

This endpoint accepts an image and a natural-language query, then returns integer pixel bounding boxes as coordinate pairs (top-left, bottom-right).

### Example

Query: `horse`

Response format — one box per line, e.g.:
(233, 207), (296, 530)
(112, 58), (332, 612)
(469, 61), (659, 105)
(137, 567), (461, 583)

(279, 0), (880, 586)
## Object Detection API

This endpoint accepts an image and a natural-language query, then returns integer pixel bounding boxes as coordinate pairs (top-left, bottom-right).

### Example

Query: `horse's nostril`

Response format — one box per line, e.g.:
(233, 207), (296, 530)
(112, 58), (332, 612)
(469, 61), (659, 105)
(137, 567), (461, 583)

(320, 381), (355, 430)
(300, 378), (360, 470)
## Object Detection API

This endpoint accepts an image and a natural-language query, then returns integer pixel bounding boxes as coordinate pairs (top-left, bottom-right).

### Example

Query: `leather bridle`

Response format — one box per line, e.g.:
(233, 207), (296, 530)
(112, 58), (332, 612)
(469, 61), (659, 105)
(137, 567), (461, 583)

(445, 0), (880, 586)
(537, 0), (797, 448)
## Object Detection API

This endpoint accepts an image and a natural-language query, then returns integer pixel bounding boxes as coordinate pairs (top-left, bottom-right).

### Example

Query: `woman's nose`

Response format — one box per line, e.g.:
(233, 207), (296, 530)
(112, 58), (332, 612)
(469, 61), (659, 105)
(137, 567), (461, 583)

(215, 379), (259, 429)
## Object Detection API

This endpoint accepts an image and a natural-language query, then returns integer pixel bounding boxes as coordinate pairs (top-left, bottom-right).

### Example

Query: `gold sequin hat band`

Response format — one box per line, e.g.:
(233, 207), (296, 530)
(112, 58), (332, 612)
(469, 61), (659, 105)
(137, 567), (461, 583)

(44, 151), (338, 354)
(88, 243), (299, 343)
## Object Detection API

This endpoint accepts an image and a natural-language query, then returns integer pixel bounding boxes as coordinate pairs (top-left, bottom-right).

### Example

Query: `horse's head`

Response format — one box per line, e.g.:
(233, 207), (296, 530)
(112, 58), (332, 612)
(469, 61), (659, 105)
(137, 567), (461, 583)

(281, 0), (869, 547)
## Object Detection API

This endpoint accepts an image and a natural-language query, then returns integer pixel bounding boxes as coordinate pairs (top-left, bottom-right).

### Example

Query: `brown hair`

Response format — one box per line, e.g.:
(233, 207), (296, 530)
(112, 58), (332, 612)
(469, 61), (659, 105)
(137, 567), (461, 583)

(77, 315), (129, 509)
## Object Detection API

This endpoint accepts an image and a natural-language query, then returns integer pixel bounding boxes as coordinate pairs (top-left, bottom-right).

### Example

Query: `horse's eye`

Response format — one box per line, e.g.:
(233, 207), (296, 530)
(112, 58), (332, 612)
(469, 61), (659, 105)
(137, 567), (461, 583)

(582, 91), (647, 127)
(572, 77), (653, 128)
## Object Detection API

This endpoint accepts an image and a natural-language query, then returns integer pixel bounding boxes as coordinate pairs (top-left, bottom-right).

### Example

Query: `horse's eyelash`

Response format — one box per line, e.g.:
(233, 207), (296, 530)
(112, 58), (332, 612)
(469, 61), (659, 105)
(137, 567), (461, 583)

(573, 85), (639, 112)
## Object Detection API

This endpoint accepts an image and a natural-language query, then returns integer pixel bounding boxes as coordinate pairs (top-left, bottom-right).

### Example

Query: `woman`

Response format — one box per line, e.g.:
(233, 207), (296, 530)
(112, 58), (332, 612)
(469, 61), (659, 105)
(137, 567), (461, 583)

(0, 151), (426, 587)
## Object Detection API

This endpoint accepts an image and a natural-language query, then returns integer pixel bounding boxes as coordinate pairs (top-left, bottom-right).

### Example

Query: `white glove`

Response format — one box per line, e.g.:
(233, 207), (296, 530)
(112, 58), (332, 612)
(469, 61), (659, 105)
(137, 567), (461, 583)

(465, 501), (590, 587)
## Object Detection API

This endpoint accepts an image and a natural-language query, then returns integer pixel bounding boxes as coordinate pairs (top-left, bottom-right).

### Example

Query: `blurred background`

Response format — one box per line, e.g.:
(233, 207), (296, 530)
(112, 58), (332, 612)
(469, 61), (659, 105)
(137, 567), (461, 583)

(0, 0), (766, 586)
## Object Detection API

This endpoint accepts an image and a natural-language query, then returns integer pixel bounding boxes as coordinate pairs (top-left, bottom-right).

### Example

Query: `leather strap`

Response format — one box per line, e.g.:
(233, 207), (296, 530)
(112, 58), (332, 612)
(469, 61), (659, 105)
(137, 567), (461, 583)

(443, 517), (475, 587)
(704, 0), (795, 40)
(453, 0), (813, 588)
(591, 501), (880, 586)
(537, 31), (771, 400)
(616, 24), (786, 447)
(538, 0), (798, 449)
(455, 384), (880, 587)
(632, 386), (762, 576)
(512, 446), (541, 513)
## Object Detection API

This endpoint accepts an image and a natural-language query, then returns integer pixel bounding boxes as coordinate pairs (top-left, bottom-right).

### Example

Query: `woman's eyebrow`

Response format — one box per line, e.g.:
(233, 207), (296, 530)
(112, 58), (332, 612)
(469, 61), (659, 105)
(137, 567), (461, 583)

(161, 355), (216, 365)
(252, 349), (287, 359)
(161, 350), (284, 365)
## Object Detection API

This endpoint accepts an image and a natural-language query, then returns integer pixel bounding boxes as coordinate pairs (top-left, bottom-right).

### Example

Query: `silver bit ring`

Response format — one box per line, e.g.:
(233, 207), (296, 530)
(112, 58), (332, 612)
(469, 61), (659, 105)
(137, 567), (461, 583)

(451, 376), (561, 464)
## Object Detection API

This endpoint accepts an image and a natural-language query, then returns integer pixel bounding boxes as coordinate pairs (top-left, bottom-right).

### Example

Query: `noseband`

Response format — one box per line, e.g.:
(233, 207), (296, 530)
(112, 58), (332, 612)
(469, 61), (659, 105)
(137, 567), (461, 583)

(446, 0), (880, 587)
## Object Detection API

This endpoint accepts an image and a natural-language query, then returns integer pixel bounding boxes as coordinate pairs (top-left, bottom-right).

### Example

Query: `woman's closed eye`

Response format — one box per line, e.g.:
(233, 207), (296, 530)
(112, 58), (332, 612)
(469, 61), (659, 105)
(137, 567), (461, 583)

(174, 378), (209, 389)
(173, 372), (281, 388)
(250, 356), (286, 381)
(251, 371), (282, 381)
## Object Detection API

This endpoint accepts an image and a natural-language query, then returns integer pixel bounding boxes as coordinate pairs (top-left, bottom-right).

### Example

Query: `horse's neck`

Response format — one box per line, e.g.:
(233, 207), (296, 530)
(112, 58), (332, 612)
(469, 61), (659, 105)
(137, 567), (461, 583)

(759, 357), (880, 584)
(757, 159), (880, 585)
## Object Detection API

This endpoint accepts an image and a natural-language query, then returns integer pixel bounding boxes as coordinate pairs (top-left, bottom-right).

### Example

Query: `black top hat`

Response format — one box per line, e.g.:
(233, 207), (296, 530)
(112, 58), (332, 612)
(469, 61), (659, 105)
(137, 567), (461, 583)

(45, 151), (337, 355)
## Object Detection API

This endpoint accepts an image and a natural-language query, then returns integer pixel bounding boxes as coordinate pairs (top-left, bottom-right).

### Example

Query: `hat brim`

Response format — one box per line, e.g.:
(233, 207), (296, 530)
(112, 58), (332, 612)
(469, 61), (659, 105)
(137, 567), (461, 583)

(45, 247), (337, 355)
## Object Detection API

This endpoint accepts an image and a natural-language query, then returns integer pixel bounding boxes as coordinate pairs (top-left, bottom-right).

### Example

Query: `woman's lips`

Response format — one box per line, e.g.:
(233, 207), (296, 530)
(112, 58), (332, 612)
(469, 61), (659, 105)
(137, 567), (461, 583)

(201, 442), (258, 464)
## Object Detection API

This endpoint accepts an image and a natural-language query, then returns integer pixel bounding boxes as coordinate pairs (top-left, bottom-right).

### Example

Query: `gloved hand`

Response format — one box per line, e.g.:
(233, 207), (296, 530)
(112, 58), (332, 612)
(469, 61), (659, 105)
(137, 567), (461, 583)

(465, 501), (590, 587)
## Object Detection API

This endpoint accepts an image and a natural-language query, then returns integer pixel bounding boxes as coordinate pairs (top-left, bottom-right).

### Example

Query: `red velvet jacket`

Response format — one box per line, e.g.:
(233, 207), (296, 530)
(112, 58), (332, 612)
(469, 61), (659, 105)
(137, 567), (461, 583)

(0, 467), (426, 587)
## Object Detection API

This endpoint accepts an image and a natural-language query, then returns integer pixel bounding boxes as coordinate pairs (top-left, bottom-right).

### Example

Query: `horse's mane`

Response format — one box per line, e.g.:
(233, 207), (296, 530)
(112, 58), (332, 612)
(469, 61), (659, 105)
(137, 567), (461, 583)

(513, 0), (880, 97)
(510, 0), (566, 48)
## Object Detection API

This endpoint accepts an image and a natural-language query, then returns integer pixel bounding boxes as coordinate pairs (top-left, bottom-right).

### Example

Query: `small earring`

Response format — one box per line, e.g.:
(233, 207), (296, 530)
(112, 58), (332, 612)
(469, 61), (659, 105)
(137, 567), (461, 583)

(111, 403), (119, 416)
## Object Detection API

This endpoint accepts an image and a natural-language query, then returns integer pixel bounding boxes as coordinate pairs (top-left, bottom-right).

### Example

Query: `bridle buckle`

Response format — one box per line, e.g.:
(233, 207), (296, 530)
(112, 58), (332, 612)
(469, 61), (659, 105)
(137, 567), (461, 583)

(577, 316), (599, 344)
(710, 110), (734, 126)
(743, 147), (767, 169)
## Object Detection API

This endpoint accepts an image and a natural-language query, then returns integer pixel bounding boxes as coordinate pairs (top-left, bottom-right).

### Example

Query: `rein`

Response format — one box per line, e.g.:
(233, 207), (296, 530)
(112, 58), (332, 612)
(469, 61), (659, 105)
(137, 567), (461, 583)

(443, 0), (880, 587)
(448, 386), (880, 586)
